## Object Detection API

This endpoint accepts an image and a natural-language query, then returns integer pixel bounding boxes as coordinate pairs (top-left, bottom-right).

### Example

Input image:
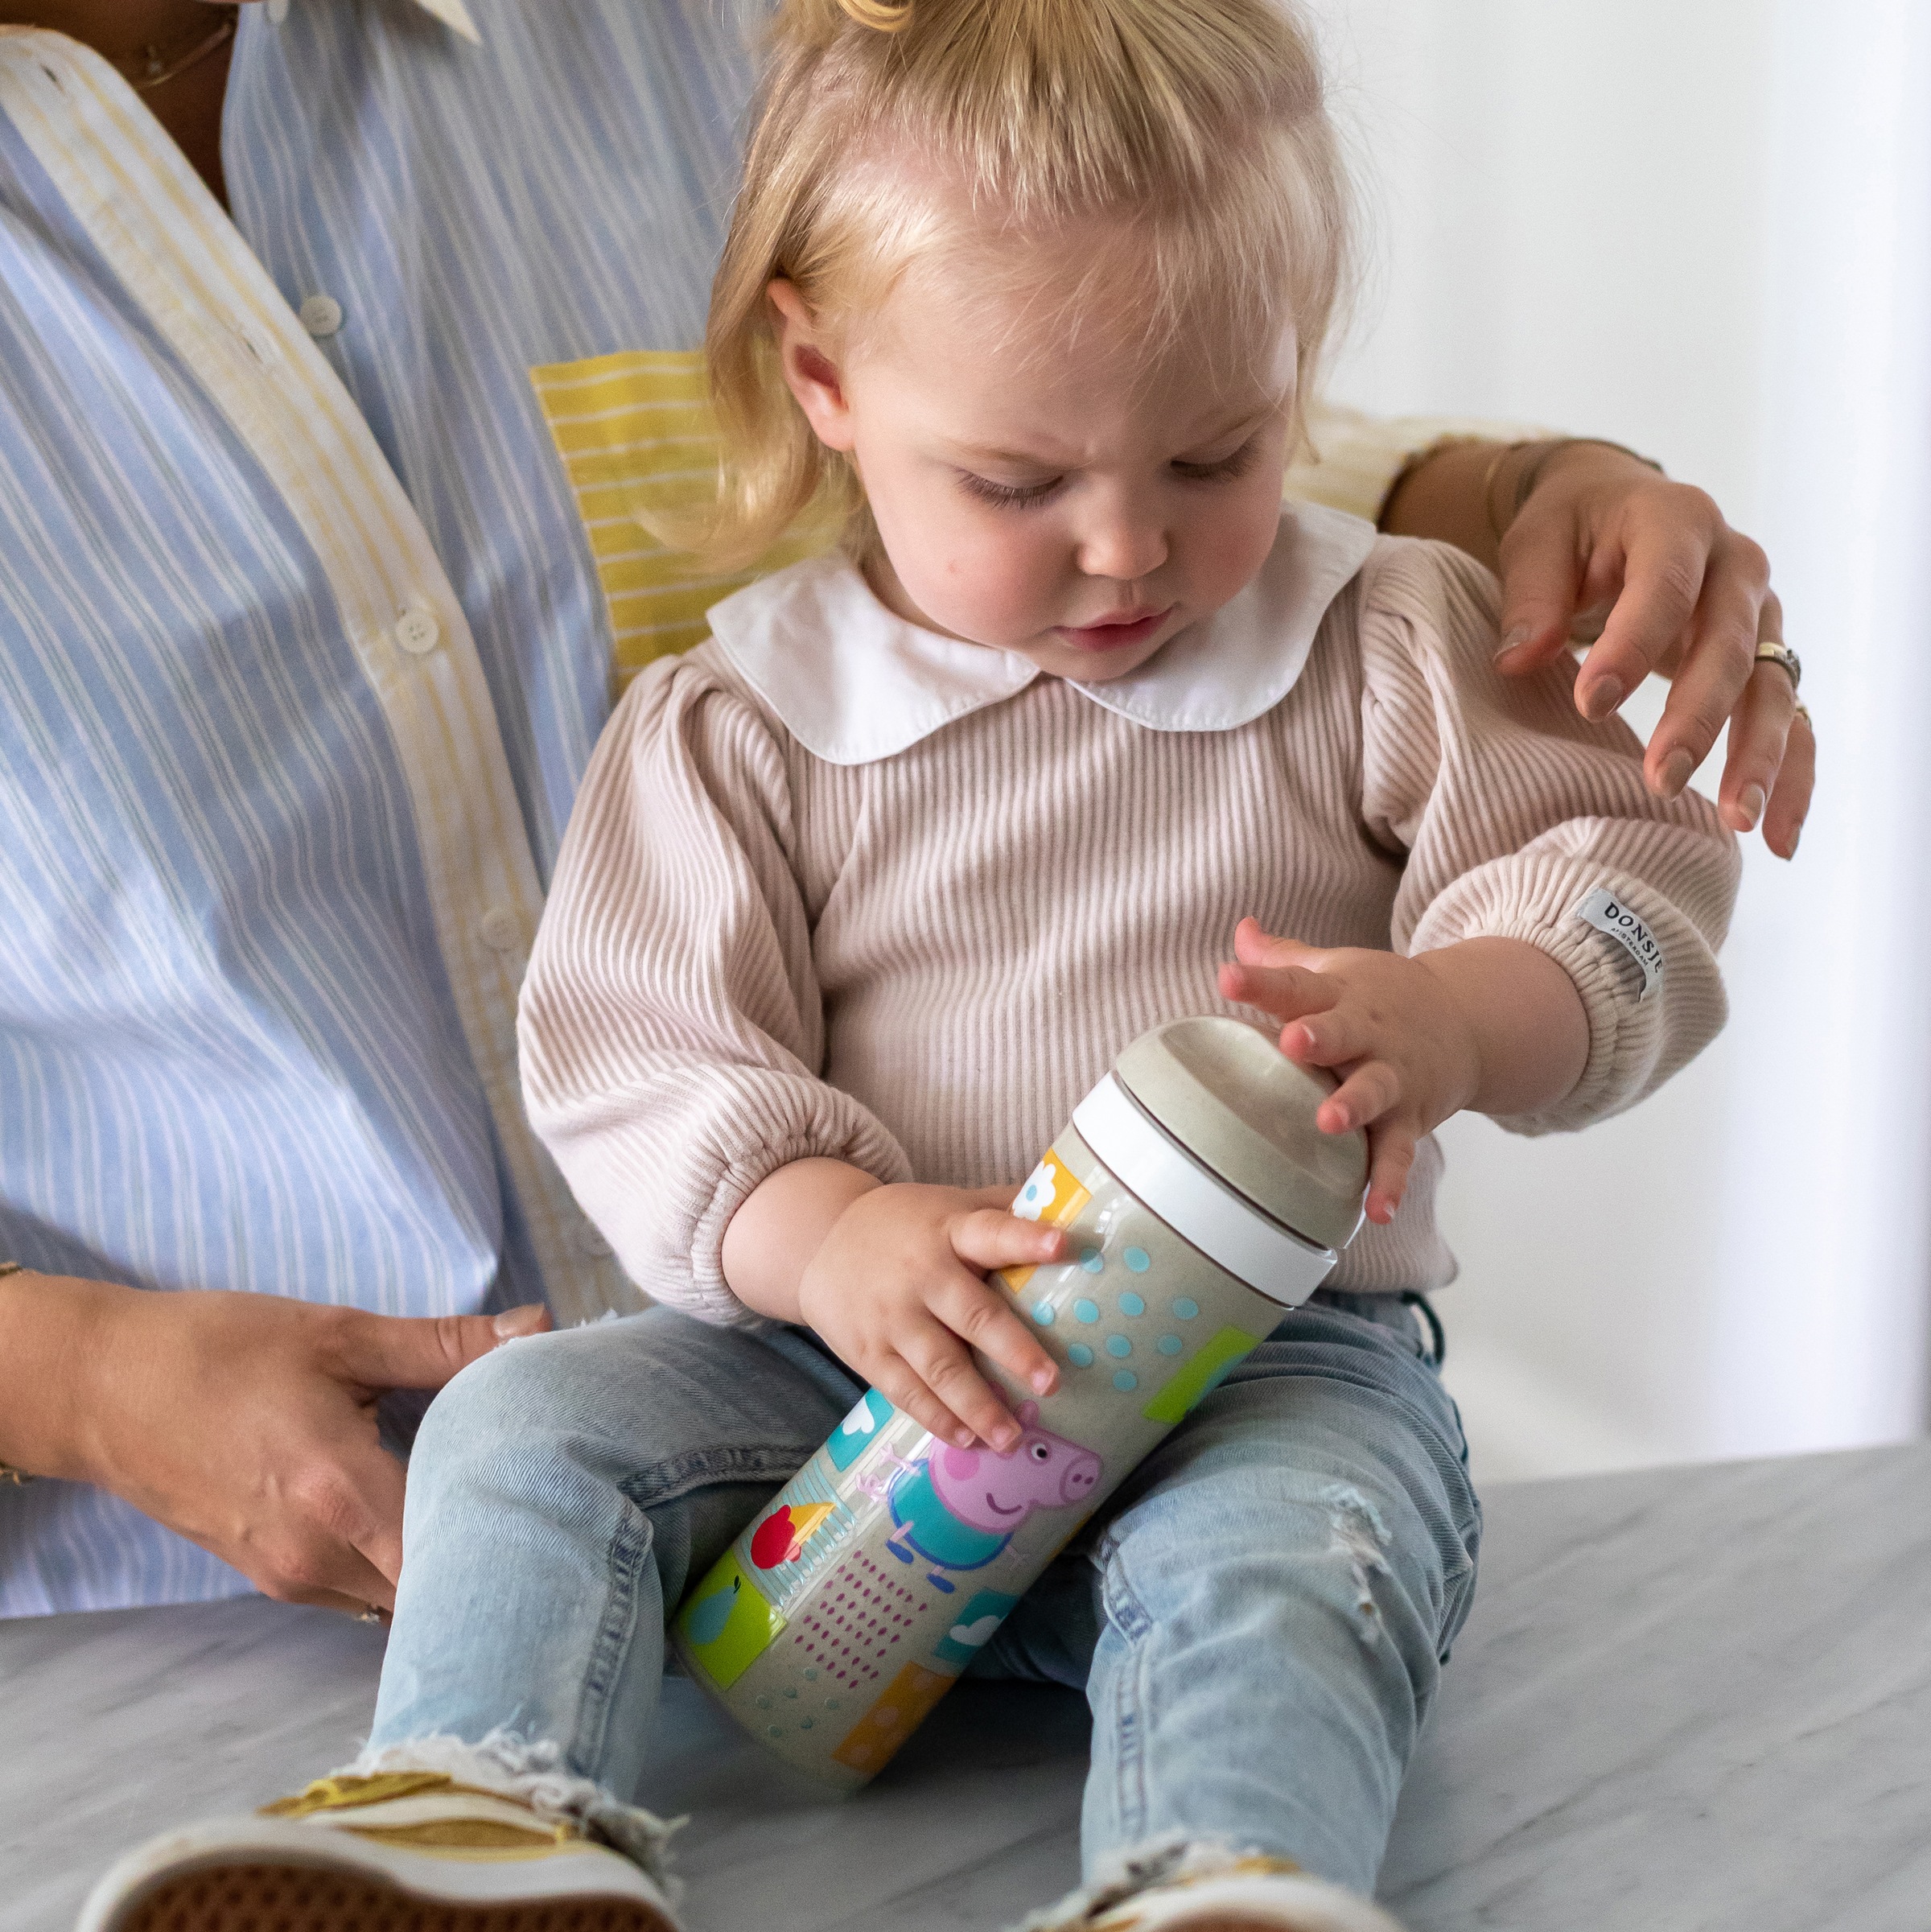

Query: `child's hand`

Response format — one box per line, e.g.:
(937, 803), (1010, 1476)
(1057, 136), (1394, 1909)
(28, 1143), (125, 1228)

(1220, 917), (1484, 1226)
(795, 1183), (1068, 1452)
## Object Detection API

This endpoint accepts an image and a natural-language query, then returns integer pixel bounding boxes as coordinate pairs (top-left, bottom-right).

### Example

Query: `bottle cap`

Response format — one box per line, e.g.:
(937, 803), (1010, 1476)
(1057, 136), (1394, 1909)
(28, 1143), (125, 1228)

(1112, 1016), (1368, 1254)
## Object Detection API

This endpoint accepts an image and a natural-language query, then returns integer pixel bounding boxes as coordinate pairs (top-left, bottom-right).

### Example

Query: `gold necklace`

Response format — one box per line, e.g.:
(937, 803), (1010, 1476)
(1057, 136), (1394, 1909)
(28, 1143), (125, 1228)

(115, 6), (237, 93)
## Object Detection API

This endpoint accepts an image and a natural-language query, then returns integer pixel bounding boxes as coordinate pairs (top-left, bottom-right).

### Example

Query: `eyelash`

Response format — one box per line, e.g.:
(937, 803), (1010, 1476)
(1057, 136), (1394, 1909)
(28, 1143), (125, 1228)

(955, 435), (1261, 510)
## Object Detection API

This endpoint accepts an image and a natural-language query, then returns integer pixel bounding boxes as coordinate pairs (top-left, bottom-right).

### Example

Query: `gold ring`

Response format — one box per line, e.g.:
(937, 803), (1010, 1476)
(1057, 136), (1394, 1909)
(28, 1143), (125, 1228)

(1755, 639), (1801, 692)
(1793, 698), (1814, 731)
(357, 1605), (385, 1625)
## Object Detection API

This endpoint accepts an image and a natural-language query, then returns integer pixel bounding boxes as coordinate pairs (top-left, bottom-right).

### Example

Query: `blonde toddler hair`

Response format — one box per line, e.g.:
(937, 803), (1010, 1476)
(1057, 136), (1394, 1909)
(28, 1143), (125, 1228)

(688, 0), (1349, 567)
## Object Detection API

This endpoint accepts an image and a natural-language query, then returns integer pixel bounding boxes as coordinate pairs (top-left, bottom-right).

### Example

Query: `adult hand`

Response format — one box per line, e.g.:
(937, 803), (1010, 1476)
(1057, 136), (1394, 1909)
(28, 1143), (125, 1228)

(0, 1274), (549, 1614)
(1489, 440), (1812, 858)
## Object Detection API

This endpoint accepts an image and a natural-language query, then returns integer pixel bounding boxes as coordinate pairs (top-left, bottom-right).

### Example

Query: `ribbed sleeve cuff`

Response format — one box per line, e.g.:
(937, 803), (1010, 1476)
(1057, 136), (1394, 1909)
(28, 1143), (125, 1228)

(1406, 849), (1727, 1135)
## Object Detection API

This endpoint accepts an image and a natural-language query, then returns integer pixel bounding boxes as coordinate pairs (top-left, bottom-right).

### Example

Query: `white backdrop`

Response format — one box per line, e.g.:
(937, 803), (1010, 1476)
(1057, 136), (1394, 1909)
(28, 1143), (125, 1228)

(1310, 1), (1931, 1478)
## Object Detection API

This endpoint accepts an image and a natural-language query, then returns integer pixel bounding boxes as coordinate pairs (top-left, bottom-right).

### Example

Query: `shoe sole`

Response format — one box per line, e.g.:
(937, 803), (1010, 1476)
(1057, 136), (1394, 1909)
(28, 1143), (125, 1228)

(114, 1860), (676, 1932)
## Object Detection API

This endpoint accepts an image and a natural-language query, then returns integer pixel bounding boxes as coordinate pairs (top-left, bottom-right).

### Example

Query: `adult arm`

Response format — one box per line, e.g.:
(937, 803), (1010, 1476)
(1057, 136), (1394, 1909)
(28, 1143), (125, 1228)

(0, 1267), (546, 1613)
(1292, 402), (1811, 859)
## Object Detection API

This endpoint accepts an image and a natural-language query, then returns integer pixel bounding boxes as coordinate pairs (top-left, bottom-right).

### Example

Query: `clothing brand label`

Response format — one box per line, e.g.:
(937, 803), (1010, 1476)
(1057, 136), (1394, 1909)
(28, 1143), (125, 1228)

(1575, 888), (1661, 1000)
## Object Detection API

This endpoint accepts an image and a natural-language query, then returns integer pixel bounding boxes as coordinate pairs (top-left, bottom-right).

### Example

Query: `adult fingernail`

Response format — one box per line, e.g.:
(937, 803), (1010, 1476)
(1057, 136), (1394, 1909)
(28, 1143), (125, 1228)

(1657, 748), (1694, 797)
(1031, 1368), (1055, 1394)
(994, 1427), (1019, 1452)
(1788, 826), (1801, 858)
(1493, 624), (1531, 664)
(1738, 784), (1765, 830)
(1579, 674), (1627, 721)
(492, 1304), (546, 1340)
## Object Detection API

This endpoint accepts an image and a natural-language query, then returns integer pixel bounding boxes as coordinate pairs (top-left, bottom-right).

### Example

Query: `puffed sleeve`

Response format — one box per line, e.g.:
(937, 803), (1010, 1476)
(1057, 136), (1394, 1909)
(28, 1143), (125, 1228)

(518, 652), (912, 1327)
(1356, 538), (1740, 1134)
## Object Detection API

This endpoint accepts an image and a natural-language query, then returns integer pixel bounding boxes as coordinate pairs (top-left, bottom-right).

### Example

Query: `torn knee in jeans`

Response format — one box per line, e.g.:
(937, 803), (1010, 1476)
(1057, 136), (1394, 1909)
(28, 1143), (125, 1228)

(345, 1730), (683, 1889)
(1319, 1483), (1392, 1642)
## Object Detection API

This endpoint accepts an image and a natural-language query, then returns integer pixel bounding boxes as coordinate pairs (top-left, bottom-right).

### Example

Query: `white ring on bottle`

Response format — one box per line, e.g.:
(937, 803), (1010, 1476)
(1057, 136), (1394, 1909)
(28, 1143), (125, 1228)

(1072, 1074), (1337, 1308)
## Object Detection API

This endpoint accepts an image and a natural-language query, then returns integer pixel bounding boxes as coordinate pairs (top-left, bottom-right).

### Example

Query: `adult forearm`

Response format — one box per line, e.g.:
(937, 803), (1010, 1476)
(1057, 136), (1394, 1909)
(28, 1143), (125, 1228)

(1380, 439), (1546, 570)
(722, 1157), (883, 1324)
(0, 1269), (121, 1481)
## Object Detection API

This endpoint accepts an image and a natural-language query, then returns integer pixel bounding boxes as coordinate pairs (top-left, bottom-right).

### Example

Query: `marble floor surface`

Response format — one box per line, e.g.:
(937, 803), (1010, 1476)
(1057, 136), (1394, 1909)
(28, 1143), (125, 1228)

(3, 1443), (1928, 1931)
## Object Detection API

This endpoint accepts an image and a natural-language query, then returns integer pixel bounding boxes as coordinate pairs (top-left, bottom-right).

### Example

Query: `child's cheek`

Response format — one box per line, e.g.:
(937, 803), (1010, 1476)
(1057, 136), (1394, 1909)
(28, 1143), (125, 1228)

(904, 516), (1061, 648)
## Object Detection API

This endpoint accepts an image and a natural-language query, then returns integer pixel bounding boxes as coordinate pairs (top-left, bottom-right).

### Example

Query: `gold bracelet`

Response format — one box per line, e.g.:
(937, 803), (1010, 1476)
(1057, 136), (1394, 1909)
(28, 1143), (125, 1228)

(1509, 435), (1666, 531)
(0, 1263), (35, 1483)
(1482, 439), (1542, 543)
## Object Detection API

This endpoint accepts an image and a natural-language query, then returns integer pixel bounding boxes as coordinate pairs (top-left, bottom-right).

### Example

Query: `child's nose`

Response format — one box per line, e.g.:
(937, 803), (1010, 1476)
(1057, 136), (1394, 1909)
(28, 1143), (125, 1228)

(1075, 510), (1168, 584)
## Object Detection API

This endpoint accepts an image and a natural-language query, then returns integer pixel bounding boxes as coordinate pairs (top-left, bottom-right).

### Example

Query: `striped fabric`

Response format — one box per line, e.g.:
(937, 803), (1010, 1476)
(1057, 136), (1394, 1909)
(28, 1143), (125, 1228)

(529, 349), (836, 682)
(0, 1), (1525, 1616)
(0, 2), (756, 1616)
(520, 541), (1740, 1333)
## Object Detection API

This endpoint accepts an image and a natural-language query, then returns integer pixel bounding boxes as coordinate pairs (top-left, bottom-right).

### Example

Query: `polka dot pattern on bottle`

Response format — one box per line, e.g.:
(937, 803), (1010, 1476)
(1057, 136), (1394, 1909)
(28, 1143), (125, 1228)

(1171, 1297), (1200, 1320)
(1032, 1302), (1055, 1325)
(1105, 1335), (1132, 1358)
(1114, 1370), (1138, 1391)
(1157, 1334), (1184, 1356)
(1073, 1299), (1101, 1324)
(1123, 1247), (1151, 1273)
(1118, 1291), (1145, 1317)
(1081, 1246), (1105, 1273)
(1068, 1343), (1095, 1368)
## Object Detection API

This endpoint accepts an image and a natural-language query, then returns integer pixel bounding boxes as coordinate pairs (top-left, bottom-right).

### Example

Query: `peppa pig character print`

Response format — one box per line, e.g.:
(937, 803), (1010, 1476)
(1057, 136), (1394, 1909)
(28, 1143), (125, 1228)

(877, 1403), (1101, 1592)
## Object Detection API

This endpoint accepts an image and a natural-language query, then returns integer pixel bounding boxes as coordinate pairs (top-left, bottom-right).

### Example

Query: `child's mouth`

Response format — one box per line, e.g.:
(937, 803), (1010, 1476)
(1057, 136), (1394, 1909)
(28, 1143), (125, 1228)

(1052, 605), (1174, 653)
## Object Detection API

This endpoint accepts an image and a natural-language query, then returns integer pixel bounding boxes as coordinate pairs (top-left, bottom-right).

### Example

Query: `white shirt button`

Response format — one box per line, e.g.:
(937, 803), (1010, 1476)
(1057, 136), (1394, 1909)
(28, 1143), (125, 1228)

(299, 294), (344, 339)
(478, 907), (523, 953)
(393, 607), (442, 657)
(577, 1226), (616, 1260)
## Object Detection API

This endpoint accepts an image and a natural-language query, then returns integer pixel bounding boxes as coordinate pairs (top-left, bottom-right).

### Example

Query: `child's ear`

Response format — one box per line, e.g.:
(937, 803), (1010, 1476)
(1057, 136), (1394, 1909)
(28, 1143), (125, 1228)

(768, 278), (856, 453)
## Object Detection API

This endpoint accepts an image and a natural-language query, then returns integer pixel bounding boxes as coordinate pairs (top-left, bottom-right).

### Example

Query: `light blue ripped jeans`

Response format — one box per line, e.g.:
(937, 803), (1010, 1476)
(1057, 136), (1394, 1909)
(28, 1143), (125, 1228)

(370, 1292), (1480, 1898)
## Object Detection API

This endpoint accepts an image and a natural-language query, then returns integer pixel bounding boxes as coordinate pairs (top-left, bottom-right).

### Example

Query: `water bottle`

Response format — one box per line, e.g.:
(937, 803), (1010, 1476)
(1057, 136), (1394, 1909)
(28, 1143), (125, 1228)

(669, 1015), (1367, 1788)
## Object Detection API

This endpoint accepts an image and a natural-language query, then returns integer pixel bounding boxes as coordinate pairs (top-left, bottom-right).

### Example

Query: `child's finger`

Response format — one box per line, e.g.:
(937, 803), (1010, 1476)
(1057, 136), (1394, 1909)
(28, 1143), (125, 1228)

(868, 1356), (977, 1452)
(1363, 1122), (1418, 1225)
(1278, 1003), (1377, 1069)
(1318, 1059), (1402, 1135)
(903, 1313), (1027, 1452)
(1232, 917), (1328, 970)
(933, 1270), (1059, 1401)
(950, 1205), (1068, 1275)
(1218, 958), (1340, 1024)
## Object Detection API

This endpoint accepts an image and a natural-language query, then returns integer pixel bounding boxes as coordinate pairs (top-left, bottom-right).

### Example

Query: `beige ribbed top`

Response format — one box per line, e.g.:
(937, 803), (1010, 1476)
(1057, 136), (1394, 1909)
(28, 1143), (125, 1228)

(521, 529), (1739, 1329)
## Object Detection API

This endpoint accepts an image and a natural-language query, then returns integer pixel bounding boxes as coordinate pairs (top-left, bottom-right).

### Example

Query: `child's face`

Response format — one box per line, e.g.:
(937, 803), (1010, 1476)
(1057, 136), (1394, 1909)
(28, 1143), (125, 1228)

(771, 239), (1296, 683)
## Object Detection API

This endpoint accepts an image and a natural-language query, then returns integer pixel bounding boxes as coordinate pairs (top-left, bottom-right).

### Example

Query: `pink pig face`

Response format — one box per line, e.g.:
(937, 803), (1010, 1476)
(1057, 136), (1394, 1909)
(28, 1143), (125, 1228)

(930, 1403), (1102, 1535)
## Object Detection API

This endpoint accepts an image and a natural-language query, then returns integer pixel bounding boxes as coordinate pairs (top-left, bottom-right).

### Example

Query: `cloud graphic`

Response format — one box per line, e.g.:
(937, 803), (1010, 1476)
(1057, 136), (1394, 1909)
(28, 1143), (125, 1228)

(948, 1615), (1002, 1649)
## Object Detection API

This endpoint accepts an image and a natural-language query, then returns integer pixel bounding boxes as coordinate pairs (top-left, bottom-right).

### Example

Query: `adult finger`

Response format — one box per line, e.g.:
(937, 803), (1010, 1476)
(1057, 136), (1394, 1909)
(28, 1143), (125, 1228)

(1641, 552), (1768, 797)
(1493, 502), (1587, 672)
(327, 1303), (551, 1395)
(1762, 706), (1814, 860)
(1571, 497), (1725, 722)
(250, 1444), (408, 1610)
(1712, 661), (1797, 834)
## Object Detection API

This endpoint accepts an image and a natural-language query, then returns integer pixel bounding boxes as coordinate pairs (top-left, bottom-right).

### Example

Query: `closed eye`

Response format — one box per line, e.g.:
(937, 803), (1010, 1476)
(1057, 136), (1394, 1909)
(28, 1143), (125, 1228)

(957, 469), (1064, 510)
(1171, 435), (1262, 484)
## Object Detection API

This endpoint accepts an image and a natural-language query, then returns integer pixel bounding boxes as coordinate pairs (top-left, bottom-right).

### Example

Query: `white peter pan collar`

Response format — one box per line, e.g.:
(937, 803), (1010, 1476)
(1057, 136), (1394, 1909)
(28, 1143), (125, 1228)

(706, 501), (1379, 766)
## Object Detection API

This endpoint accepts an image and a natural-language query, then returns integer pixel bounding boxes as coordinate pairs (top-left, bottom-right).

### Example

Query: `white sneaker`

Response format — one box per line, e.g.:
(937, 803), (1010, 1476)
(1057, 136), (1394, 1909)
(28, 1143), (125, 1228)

(1013, 1838), (1405, 1932)
(76, 1770), (682, 1932)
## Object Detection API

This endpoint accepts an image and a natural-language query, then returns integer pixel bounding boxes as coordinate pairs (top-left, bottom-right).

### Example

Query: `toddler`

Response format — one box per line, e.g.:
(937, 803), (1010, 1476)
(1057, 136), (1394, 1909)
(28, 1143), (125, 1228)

(88, 3), (1737, 1930)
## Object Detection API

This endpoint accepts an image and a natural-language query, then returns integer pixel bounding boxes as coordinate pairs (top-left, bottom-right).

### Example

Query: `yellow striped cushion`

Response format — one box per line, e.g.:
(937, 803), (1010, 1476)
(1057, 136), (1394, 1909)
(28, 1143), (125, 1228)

(529, 348), (836, 686)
